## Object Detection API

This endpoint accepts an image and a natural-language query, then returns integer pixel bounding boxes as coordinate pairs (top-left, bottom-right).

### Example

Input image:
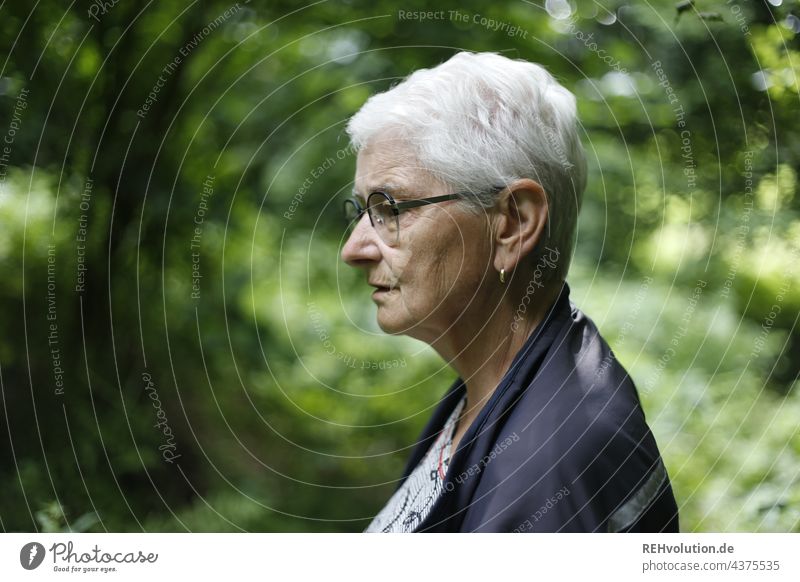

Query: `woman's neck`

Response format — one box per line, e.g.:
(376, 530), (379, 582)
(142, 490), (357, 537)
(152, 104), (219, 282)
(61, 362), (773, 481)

(431, 281), (562, 425)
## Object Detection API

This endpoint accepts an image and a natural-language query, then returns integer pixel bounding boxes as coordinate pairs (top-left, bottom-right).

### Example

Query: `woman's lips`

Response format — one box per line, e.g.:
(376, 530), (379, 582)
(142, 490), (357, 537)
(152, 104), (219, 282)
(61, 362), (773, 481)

(372, 286), (395, 298)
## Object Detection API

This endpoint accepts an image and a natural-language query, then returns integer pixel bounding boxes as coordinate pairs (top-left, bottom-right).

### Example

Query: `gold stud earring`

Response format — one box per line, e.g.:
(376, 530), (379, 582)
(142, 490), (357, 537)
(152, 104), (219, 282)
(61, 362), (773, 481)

(500, 268), (506, 284)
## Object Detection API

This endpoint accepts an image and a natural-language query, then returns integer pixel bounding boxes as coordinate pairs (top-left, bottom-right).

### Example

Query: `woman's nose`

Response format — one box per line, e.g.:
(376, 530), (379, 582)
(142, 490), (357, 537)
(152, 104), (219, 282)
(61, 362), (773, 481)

(341, 214), (382, 266)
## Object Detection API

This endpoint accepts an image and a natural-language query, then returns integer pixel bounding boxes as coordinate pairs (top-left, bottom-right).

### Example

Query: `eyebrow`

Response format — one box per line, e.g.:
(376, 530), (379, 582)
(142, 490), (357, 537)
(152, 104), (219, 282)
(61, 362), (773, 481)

(352, 184), (408, 202)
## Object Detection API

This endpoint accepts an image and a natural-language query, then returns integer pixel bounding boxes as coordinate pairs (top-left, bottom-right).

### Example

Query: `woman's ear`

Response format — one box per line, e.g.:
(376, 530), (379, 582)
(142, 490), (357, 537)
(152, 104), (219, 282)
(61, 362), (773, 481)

(492, 179), (549, 273)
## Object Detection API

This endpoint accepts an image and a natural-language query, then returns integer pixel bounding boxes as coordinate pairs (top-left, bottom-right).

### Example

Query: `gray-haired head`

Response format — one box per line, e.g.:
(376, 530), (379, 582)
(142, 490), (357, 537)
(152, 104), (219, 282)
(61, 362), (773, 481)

(346, 51), (587, 284)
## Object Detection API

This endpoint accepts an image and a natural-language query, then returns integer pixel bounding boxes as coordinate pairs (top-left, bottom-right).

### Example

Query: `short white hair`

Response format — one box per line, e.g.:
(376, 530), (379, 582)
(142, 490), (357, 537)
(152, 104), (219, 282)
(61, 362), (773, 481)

(346, 51), (587, 283)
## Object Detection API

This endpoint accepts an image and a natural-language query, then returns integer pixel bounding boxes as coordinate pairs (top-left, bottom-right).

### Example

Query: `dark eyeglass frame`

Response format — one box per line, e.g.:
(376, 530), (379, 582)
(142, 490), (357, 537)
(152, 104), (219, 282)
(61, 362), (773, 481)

(343, 191), (463, 245)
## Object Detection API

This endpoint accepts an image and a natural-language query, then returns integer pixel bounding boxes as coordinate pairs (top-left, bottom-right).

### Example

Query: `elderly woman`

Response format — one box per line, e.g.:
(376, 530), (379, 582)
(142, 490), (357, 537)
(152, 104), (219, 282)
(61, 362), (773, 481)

(341, 52), (678, 533)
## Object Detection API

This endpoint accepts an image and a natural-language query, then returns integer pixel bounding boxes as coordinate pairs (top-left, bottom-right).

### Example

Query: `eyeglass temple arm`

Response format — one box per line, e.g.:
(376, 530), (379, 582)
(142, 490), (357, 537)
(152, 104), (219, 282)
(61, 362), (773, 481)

(393, 186), (505, 210)
(393, 193), (462, 210)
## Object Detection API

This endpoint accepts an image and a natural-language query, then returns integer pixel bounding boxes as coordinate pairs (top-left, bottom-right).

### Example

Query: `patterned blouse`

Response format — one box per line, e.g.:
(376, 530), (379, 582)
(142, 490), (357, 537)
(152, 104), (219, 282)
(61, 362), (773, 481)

(365, 394), (467, 533)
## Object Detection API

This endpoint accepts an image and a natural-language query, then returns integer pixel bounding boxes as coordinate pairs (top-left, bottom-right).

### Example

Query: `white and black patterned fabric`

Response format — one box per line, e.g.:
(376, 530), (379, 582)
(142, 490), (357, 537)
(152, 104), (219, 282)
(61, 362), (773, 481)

(364, 395), (466, 533)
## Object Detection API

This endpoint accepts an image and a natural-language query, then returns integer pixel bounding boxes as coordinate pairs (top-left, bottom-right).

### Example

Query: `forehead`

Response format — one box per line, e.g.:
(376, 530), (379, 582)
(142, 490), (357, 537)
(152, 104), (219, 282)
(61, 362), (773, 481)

(353, 139), (440, 199)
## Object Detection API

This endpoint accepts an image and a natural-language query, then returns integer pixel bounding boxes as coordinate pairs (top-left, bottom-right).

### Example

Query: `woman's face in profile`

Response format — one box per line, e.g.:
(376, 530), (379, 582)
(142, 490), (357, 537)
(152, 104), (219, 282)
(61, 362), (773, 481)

(341, 139), (494, 345)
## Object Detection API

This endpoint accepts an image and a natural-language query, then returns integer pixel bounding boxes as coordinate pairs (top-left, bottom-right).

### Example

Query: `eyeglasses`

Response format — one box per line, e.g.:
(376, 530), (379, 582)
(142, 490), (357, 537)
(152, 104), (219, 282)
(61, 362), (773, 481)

(343, 191), (463, 246)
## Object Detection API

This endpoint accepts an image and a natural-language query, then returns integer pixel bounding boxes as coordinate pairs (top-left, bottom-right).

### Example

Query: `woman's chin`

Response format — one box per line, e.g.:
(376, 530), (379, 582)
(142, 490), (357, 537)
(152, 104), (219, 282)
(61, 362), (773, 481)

(375, 313), (408, 335)
(375, 304), (420, 336)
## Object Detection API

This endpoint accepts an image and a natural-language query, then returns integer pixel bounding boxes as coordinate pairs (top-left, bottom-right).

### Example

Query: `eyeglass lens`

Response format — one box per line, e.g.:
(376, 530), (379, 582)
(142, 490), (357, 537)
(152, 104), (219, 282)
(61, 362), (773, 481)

(367, 192), (399, 245)
(343, 193), (399, 246)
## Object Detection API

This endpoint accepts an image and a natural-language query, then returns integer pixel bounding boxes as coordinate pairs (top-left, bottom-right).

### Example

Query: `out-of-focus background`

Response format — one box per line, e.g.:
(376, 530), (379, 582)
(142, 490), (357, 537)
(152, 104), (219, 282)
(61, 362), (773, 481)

(0, 0), (798, 532)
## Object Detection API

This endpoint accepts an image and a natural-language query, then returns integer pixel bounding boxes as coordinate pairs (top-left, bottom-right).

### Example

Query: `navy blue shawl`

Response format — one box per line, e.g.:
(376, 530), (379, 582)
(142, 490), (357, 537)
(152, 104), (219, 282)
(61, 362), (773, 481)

(398, 282), (679, 532)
